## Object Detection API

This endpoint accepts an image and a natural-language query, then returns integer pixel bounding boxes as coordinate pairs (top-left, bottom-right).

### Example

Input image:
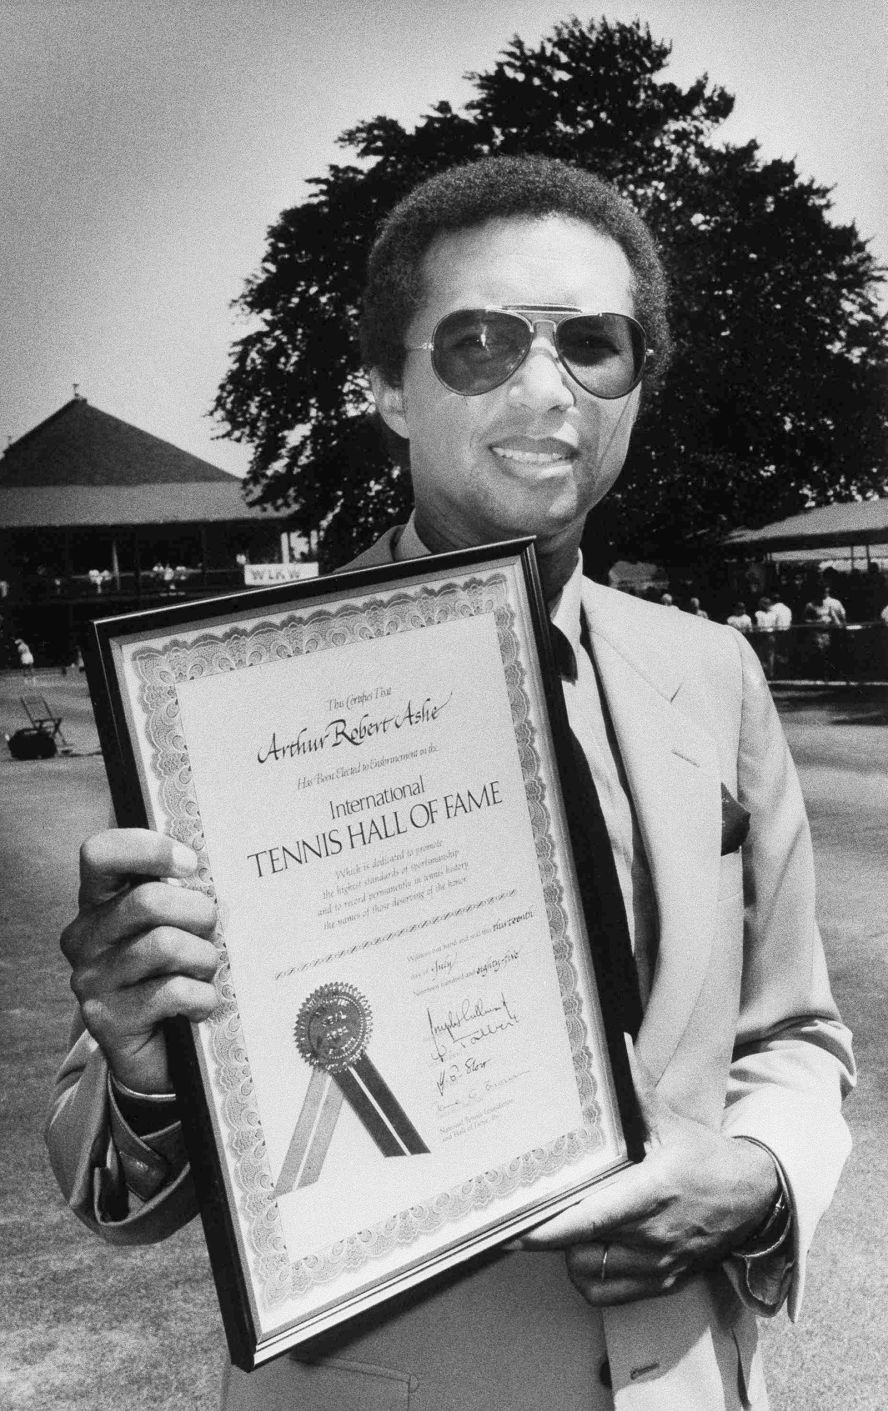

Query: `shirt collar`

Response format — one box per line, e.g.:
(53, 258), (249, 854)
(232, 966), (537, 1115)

(393, 513), (583, 678)
(392, 513), (430, 563)
(549, 555), (584, 669)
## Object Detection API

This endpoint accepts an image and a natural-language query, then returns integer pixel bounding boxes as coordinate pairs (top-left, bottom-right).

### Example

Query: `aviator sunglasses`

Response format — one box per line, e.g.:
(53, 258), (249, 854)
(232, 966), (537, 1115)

(406, 306), (647, 399)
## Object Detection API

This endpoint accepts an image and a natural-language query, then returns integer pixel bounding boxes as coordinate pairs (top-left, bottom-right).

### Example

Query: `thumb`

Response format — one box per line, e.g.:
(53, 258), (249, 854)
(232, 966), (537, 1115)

(78, 829), (197, 907)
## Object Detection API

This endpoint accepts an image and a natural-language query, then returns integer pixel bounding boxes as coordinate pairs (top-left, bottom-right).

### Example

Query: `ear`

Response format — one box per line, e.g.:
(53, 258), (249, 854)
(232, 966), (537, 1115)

(369, 369), (410, 442)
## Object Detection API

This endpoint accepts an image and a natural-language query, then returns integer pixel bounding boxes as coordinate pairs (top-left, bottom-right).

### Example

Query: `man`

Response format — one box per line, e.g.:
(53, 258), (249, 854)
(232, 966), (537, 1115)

(804, 584), (847, 679)
(752, 599), (778, 679)
(14, 635), (35, 679)
(47, 156), (853, 1410)
(725, 601), (752, 634)
(770, 594), (793, 630)
(804, 585), (846, 629)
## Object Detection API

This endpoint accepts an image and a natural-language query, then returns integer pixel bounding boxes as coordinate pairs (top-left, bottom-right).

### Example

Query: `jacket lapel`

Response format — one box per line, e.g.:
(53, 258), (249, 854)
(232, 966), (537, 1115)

(584, 585), (723, 1083)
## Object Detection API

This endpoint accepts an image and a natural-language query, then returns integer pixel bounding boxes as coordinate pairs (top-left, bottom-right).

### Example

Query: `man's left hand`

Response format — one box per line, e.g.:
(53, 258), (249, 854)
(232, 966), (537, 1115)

(516, 1053), (781, 1305)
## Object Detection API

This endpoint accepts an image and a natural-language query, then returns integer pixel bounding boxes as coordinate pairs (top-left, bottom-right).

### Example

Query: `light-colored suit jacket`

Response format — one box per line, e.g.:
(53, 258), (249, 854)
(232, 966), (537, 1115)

(46, 534), (854, 1411)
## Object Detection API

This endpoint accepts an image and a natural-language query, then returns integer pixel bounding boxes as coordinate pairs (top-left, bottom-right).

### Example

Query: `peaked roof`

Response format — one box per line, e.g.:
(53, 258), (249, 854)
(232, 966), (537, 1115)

(725, 498), (888, 550)
(0, 397), (290, 526)
(0, 485), (288, 527)
(1, 397), (236, 486)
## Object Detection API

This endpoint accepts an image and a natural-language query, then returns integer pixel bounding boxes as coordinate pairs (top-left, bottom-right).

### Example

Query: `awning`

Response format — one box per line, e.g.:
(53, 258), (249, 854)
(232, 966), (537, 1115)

(724, 498), (888, 552)
(0, 484), (290, 528)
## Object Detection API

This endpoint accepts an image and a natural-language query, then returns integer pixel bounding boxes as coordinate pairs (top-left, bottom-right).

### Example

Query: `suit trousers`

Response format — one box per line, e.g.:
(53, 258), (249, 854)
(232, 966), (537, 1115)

(220, 1250), (612, 1411)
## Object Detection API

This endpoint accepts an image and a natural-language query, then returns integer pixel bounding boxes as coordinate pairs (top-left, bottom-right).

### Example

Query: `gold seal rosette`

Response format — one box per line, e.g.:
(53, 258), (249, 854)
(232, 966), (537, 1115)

(275, 982), (429, 1197)
(295, 982), (372, 1073)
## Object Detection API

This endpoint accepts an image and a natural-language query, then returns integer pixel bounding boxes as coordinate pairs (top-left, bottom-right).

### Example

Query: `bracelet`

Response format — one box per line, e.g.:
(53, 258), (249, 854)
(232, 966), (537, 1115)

(110, 1075), (178, 1103)
(732, 1136), (793, 1259)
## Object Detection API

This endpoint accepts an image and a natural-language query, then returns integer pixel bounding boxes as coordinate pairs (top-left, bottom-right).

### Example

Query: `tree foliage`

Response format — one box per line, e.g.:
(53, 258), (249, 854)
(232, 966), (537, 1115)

(213, 16), (888, 570)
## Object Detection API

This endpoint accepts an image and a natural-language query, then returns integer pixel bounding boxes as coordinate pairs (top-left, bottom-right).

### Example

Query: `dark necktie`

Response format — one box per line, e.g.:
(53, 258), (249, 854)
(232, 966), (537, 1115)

(549, 621), (644, 1054)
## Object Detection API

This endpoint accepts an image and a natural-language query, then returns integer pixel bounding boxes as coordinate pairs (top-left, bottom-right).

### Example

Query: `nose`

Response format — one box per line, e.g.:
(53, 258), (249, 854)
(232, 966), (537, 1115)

(507, 327), (575, 413)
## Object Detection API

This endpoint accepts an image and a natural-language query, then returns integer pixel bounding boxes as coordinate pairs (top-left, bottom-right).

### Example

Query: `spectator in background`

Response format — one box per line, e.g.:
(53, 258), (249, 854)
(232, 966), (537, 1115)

(824, 587), (847, 626)
(686, 596), (709, 619)
(14, 637), (35, 681)
(726, 601), (752, 634)
(753, 598), (778, 679)
(804, 586), (846, 630)
(770, 594), (793, 630)
(659, 591), (677, 608)
(804, 586), (846, 680)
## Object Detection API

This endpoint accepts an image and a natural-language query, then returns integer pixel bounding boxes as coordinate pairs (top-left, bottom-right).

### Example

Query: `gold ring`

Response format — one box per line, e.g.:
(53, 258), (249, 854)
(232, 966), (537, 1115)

(600, 1243), (610, 1283)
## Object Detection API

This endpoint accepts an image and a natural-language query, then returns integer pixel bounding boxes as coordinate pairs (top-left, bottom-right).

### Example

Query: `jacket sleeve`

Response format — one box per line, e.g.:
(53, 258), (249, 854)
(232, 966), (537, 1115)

(719, 633), (855, 1320)
(45, 1013), (198, 1245)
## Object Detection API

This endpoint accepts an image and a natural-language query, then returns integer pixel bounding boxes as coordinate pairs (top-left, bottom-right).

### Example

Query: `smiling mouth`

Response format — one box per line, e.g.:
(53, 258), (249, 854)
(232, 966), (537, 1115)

(490, 438), (576, 466)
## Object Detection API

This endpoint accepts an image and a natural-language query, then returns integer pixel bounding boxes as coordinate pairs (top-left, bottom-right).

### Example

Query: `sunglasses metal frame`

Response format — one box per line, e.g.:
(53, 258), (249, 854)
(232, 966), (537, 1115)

(405, 305), (648, 399)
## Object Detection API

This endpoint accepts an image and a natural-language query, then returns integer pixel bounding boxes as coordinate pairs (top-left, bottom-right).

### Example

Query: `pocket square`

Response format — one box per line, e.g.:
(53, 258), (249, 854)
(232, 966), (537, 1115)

(720, 784), (750, 855)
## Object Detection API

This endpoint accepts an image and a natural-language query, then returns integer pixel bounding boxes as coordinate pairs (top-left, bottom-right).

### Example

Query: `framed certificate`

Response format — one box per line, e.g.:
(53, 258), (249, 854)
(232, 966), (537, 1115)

(86, 539), (642, 1371)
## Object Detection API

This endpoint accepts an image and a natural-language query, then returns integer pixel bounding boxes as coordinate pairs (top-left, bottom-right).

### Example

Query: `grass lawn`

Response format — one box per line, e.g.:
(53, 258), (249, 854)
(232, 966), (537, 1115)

(1, 673), (885, 1407)
(0, 674), (220, 1409)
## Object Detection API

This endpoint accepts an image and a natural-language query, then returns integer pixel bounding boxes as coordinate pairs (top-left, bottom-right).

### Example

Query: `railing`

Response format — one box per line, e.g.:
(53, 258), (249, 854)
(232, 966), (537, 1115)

(745, 623), (888, 682)
(6, 569), (249, 602)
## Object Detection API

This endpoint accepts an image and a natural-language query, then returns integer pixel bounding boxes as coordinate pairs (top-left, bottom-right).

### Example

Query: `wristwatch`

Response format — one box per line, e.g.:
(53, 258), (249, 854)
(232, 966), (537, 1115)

(733, 1136), (792, 1258)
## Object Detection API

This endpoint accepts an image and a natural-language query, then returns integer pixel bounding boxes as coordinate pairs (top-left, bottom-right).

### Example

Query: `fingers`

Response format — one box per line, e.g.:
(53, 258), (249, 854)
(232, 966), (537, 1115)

(71, 925), (219, 998)
(70, 923), (220, 1093)
(62, 877), (217, 967)
(119, 881), (217, 942)
(517, 1166), (660, 1250)
(78, 829), (198, 907)
(80, 972), (220, 1049)
(564, 1242), (690, 1307)
(79, 971), (220, 1094)
(62, 828), (219, 1093)
(70, 920), (221, 1049)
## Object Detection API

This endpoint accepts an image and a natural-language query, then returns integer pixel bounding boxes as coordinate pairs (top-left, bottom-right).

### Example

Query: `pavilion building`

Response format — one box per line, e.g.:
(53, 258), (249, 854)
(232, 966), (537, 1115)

(0, 394), (300, 665)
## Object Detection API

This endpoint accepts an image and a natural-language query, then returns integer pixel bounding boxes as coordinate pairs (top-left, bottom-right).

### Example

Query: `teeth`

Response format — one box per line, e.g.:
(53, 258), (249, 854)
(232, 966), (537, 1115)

(491, 446), (572, 464)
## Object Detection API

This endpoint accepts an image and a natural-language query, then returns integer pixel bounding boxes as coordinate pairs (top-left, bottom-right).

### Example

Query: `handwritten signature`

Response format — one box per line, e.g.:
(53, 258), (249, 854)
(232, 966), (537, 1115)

(426, 991), (519, 1064)
(435, 1055), (491, 1098)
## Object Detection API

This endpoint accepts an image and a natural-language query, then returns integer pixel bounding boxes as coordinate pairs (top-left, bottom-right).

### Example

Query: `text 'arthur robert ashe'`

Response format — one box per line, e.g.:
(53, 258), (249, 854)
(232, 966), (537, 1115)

(256, 692), (453, 764)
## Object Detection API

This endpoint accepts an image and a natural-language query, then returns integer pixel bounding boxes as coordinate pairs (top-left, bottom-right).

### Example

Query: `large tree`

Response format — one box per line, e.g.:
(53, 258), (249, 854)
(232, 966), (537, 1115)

(213, 16), (888, 571)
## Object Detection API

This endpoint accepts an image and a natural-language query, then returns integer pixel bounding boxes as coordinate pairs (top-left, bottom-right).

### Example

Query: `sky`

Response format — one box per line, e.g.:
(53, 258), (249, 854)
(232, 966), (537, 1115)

(1, 0), (886, 478)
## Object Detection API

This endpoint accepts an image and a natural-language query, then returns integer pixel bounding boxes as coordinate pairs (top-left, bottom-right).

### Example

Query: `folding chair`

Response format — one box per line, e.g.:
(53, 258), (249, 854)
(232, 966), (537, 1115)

(20, 696), (73, 753)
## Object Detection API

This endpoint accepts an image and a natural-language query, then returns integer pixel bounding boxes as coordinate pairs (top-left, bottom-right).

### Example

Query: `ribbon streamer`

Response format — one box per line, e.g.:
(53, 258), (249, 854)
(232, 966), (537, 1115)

(275, 982), (428, 1197)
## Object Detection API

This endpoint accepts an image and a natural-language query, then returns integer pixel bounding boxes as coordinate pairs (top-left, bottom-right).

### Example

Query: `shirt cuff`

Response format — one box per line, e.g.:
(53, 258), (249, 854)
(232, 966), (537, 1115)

(105, 1076), (188, 1205)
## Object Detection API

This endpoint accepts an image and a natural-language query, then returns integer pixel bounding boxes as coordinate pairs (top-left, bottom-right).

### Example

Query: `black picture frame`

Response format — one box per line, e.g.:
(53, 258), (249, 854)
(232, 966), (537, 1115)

(85, 538), (642, 1370)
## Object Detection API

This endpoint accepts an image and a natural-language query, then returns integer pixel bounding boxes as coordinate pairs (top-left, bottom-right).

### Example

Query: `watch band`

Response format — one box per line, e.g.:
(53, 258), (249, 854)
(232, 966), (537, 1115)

(732, 1136), (793, 1258)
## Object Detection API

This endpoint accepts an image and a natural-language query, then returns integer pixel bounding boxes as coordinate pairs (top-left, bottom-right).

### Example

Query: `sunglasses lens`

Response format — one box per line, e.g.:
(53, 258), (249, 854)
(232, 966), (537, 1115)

(556, 314), (645, 398)
(431, 310), (528, 395)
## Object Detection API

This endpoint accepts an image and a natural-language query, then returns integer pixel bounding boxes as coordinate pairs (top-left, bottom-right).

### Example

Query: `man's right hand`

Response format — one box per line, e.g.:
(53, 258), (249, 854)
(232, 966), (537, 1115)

(61, 829), (219, 1095)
